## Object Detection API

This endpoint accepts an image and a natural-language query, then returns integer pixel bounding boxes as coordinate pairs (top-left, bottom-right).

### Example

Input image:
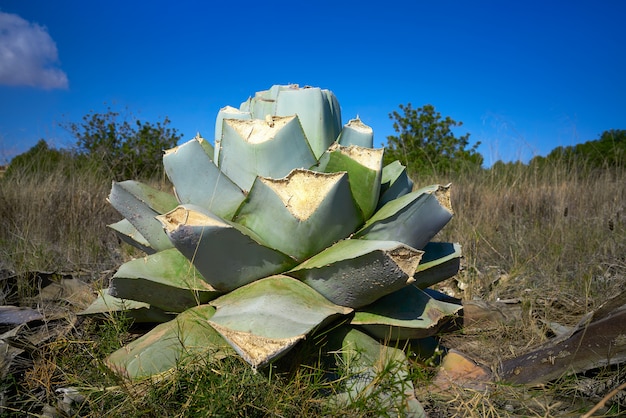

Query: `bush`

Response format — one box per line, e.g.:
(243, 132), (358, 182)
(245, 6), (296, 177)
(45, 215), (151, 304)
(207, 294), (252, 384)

(64, 108), (182, 180)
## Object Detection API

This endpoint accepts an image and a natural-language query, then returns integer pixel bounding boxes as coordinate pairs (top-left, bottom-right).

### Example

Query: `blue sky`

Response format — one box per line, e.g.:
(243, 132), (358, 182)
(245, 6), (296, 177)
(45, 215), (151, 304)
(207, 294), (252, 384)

(0, 1), (624, 166)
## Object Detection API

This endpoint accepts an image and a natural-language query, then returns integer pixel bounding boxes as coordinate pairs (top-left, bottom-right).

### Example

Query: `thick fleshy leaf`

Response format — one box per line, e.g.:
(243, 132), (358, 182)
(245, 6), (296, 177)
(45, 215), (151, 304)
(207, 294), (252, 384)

(316, 143), (383, 219)
(79, 288), (174, 323)
(218, 115), (317, 192)
(157, 205), (297, 292)
(355, 184), (453, 250)
(208, 275), (352, 369)
(413, 242), (462, 289)
(239, 85), (341, 158)
(163, 136), (245, 220)
(108, 219), (154, 254)
(287, 239), (423, 309)
(327, 327), (426, 417)
(337, 117), (374, 148)
(106, 305), (234, 380)
(108, 180), (178, 252)
(273, 86), (342, 158)
(239, 84), (284, 117)
(233, 169), (362, 261)
(110, 248), (221, 313)
(378, 160), (414, 208)
(214, 105), (251, 163)
(351, 285), (462, 340)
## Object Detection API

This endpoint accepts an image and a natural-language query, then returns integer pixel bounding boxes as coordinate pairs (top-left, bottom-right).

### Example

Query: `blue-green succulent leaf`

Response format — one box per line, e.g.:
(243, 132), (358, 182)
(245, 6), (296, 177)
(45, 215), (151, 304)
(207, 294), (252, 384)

(109, 248), (221, 313)
(108, 219), (154, 254)
(356, 184), (453, 250)
(234, 169), (362, 261)
(337, 117), (374, 148)
(208, 275), (352, 368)
(327, 326), (426, 417)
(217, 115), (317, 192)
(287, 239), (423, 309)
(79, 288), (174, 323)
(163, 136), (245, 220)
(106, 305), (234, 380)
(157, 204), (297, 292)
(414, 242), (462, 289)
(316, 143), (383, 219)
(108, 180), (178, 252)
(378, 160), (414, 208)
(351, 284), (462, 340)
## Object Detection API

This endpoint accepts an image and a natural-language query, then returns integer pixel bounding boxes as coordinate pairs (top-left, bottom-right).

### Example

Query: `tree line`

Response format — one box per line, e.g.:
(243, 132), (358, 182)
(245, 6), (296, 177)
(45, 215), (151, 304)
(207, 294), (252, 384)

(5, 105), (624, 180)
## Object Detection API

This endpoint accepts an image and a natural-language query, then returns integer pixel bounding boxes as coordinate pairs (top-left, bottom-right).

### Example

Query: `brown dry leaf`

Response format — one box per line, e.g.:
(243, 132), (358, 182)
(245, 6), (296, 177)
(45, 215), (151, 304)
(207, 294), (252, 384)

(500, 291), (626, 385)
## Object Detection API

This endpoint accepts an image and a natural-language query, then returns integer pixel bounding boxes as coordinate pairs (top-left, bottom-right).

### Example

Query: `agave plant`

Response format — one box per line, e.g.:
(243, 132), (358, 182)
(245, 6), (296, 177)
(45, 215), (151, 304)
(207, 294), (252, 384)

(83, 84), (463, 412)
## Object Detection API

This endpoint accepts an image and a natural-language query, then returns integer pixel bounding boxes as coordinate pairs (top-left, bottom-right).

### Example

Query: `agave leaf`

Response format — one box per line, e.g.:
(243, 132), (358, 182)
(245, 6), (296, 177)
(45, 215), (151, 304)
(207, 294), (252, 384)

(106, 305), (234, 380)
(214, 105), (251, 163)
(79, 288), (174, 323)
(287, 239), (423, 309)
(239, 84), (284, 117)
(233, 169), (362, 261)
(237, 84), (341, 158)
(218, 115), (317, 192)
(110, 248), (221, 313)
(273, 86), (342, 159)
(157, 204), (297, 292)
(413, 242), (462, 289)
(163, 136), (245, 220)
(355, 184), (453, 250)
(337, 117), (374, 148)
(316, 143), (383, 219)
(327, 326), (426, 417)
(108, 180), (178, 252)
(351, 285), (462, 340)
(108, 219), (154, 254)
(208, 275), (352, 369)
(378, 160), (414, 208)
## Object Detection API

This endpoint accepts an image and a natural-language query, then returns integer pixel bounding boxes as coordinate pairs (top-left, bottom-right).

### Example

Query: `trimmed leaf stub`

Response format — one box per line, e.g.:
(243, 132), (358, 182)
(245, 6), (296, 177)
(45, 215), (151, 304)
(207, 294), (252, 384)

(208, 275), (352, 368)
(234, 169), (362, 261)
(109, 248), (220, 313)
(351, 285), (462, 340)
(163, 137), (245, 220)
(413, 242), (462, 289)
(157, 204), (296, 292)
(288, 239), (423, 309)
(218, 115), (316, 192)
(106, 305), (234, 380)
(108, 180), (179, 252)
(316, 143), (383, 219)
(247, 85), (342, 159)
(356, 184), (453, 250)
(379, 160), (414, 208)
(79, 288), (174, 323)
(108, 219), (154, 254)
(337, 117), (374, 148)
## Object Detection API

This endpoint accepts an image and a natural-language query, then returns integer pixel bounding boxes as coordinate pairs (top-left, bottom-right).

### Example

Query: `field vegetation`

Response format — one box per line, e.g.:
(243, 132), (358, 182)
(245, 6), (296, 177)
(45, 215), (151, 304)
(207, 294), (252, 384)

(0, 146), (623, 416)
(1, 112), (625, 416)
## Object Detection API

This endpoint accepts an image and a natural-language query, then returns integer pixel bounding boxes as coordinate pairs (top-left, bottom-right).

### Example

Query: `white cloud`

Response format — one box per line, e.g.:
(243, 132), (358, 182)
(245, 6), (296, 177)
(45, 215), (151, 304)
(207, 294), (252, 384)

(0, 12), (68, 89)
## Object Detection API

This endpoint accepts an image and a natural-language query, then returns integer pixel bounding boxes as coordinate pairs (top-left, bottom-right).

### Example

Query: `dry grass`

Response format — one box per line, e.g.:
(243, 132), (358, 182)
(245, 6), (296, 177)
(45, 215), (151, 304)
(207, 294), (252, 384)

(0, 162), (120, 277)
(0, 157), (624, 416)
